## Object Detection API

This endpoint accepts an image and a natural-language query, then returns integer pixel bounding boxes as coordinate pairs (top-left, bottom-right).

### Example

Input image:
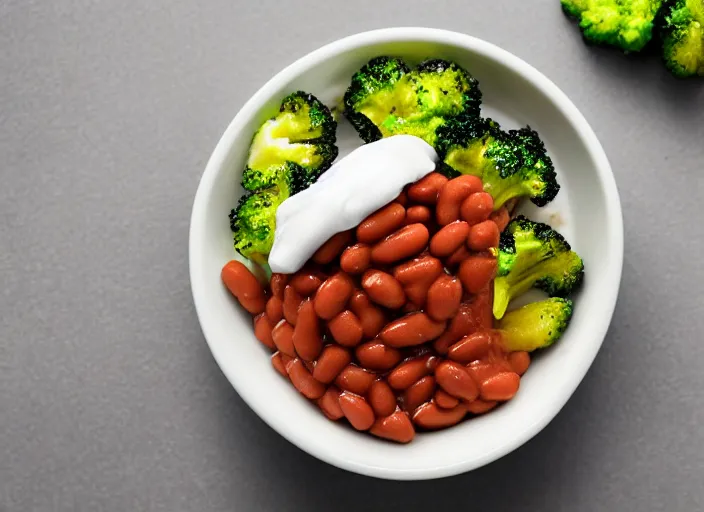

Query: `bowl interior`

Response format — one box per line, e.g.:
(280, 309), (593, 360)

(190, 29), (622, 480)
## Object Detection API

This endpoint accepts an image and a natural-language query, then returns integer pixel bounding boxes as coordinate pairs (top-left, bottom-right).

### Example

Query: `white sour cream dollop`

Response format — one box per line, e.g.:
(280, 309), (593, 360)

(268, 135), (439, 274)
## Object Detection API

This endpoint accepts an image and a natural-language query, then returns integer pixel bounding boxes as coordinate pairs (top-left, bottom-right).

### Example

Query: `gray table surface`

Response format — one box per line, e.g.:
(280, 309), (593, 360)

(2, 0), (704, 510)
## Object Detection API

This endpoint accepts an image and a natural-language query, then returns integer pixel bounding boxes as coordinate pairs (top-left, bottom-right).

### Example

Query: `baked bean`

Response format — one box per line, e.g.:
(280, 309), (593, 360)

(348, 290), (372, 315)
(317, 386), (344, 420)
(433, 303), (482, 354)
(448, 331), (493, 363)
(328, 310), (364, 347)
(270, 273), (288, 299)
(483, 345), (512, 370)
(271, 352), (288, 378)
(489, 207), (510, 232)
(407, 172), (448, 204)
(429, 221), (470, 258)
(370, 411), (415, 443)
(380, 313), (446, 348)
(436, 175), (483, 225)
(466, 361), (504, 385)
(314, 273), (354, 320)
(395, 190), (408, 206)
(283, 285), (303, 325)
(335, 365), (375, 395)
(403, 376), (436, 412)
(355, 341), (402, 371)
(435, 361), (479, 401)
(413, 402), (467, 429)
(460, 192), (494, 225)
(340, 243), (372, 274)
(221, 260), (267, 314)
(286, 358), (326, 399)
(480, 372), (520, 401)
(290, 273), (323, 296)
(468, 220), (500, 251)
(395, 256), (443, 307)
(426, 275), (462, 321)
(371, 224), (430, 265)
(357, 203), (406, 244)
(407, 281), (435, 311)
(405, 205), (431, 225)
(361, 270), (405, 309)
(388, 356), (433, 390)
(368, 380), (397, 417)
(468, 286), (494, 330)
(271, 320), (296, 357)
(312, 230), (353, 264)
(348, 290), (387, 338)
(265, 296), (284, 324)
(313, 345), (351, 384)
(393, 255), (443, 286)
(465, 399), (498, 414)
(339, 392), (375, 431)
(458, 255), (497, 295)
(434, 389), (460, 409)
(489, 353), (515, 374)
(291, 299), (323, 361)
(253, 313), (276, 350)
(445, 245), (471, 267)
(508, 351), (531, 376)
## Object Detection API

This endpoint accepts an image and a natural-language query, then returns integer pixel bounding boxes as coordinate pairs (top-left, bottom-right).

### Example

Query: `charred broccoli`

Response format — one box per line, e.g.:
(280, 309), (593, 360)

(561, 0), (663, 52)
(659, 0), (704, 77)
(343, 57), (410, 143)
(493, 216), (584, 319)
(497, 298), (574, 351)
(343, 57), (481, 147)
(230, 183), (289, 265)
(437, 117), (559, 209)
(242, 91), (338, 194)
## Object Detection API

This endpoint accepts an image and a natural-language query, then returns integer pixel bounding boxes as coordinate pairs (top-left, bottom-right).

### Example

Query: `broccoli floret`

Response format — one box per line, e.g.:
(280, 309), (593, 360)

(343, 57), (481, 147)
(561, 0), (663, 52)
(659, 0), (704, 77)
(438, 117), (559, 209)
(242, 91), (338, 194)
(343, 57), (410, 143)
(407, 59), (482, 121)
(229, 182), (290, 265)
(497, 298), (574, 351)
(493, 216), (584, 319)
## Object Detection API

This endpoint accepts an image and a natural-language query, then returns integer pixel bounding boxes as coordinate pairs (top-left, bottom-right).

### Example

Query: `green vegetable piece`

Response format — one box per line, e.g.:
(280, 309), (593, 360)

(343, 56), (410, 143)
(343, 57), (481, 147)
(561, 0), (663, 52)
(497, 298), (574, 351)
(229, 182), (290, 265)
(437, 117), (559, 209)
(242, 91), (338, 194)
(659, 0), (704, 77)
(493, 216), (584, 319)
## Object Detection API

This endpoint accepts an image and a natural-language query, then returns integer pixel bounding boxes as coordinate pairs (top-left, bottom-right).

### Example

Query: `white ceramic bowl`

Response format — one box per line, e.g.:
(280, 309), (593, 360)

(189, 28), (623, 480)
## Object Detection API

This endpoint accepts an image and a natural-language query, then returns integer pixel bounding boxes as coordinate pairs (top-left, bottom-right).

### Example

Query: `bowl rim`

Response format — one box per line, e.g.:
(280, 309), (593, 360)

(189, 27), (624, 480)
